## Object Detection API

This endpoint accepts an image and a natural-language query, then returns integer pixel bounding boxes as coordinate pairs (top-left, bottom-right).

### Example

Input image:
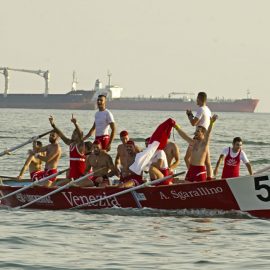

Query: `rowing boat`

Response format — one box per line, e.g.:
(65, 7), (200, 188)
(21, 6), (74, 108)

(0, 174), (270, 218)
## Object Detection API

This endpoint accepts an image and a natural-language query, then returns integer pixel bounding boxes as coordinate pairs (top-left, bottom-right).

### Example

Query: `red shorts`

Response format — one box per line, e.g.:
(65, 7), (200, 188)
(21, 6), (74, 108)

(120, 174), (144, 186)
(157, 168), (173, 185)
(30, 171), (43, 181)
(34, 169), (58, 182)
(185, 165), (206, 182)
(96, 135), (110, 150)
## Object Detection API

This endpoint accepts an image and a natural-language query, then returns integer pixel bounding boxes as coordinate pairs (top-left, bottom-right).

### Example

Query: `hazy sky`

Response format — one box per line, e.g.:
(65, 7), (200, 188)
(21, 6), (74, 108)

(1, 0), (270, 111)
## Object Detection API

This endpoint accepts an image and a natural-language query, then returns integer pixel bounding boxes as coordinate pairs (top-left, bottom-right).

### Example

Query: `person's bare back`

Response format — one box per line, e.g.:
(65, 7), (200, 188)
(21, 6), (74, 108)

(164, 141), (180, 170)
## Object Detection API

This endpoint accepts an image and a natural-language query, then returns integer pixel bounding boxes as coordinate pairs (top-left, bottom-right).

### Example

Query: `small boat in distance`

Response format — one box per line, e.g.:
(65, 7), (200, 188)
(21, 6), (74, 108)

(0, 69), (259, 112)
(0, 174), (270, 219)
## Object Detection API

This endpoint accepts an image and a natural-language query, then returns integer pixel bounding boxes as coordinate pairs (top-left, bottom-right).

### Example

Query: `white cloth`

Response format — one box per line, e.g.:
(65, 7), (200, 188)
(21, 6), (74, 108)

(221, 147), (249, 164)
(195, 106), (212, 129)
(95, 109), (114, 136)
(129, 141), (160, 175)
(149, 150), (168, 169)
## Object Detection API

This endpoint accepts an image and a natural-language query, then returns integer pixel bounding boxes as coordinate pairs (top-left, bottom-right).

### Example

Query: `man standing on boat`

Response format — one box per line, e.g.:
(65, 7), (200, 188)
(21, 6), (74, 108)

(81, 140), (116, 187)
(174, 115), (218, 182)
(29, 131), (62, 187)
(17, 141), (44, 181)
(49, 114), (86, 180)
(115, 130), (140, 177)
(118, 140), (144, 187)
(185, 92), (213, 179)
(213, 137), (253, 179)
(84, 95), (116, 151)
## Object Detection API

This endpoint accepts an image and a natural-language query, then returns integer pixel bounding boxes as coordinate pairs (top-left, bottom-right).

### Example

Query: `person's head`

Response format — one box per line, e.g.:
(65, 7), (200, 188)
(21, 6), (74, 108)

(92, 140), (102, 155)
(49, 131), (59, 143)
(120, 130), (129, 144)
(84, 141), (93, 154)
(71, 129), (83, 142)
(97, 95), (106, 111)
(33, 140), (42, 151)
(194, 126), (207, 140)
(232, 137), (243, 152)
(196, 92), (207, 106)
(125, 140), (136, 155)
(145, 137), (151, 147)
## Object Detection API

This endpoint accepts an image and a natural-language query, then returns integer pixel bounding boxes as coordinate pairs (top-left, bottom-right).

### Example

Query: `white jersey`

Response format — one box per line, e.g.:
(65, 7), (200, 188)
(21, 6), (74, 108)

(95, 109), (114, 136)
(150, 150), (168, 169)
(195, 105), (212, 129)
(221, 147), (249, 164)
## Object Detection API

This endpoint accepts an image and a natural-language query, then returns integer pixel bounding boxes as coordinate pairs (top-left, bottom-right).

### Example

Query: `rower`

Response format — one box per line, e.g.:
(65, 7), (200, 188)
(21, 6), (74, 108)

(49, 115), (86, 180)
(174, 115), (218, 182)
(115, 130), (140, 178)
(118, 140), (144, 188)
(214, 137), (253, 178)
(164, 140), (180, 173)
(81, 140), (117, 187)
(17, 141), (44, 181)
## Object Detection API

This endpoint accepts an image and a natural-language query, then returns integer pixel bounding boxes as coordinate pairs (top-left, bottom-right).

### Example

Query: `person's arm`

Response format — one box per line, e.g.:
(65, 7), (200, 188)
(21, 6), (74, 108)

(245, 162), (253, 175)
(174, 124), (194, 145)
(186, 110), (200, 126)
(107, 156), (117, 177)
(49, 116), (71, 145)
(107, 122), (116, 151)
(36, 145), (60, 163)
(71, 114), (83, 141)
(213, 154), (224, 178)
(114, 147), (121, 172)
(83, 123), (95, 141)
(84, 156), (92, 174)
(17, 155), (33, 179)
(169, 144), (180, 170)
(204, 114), (218, 145)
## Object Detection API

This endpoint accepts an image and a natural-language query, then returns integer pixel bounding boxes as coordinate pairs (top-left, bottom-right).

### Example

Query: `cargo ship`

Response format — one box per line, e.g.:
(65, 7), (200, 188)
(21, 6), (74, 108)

(0, 68), (259, 112)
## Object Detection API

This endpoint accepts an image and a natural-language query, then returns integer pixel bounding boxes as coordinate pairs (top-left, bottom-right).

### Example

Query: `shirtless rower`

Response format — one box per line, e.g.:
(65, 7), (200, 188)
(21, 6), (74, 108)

(174, 115), (218, 182)
(148, 149), (172, 185)
(118, 140), (144, 188)
(185, 92), (213, 179)
(49, 114), (86, 180)
(17, 141), (44, 181)
(84, 95), (116, 151)
(214, 137), (253, 179)
(115, 130), (140, 178)
(29, 131), (61, 187)
(164, 141), (180, 172)
(81, 140), (116, 187)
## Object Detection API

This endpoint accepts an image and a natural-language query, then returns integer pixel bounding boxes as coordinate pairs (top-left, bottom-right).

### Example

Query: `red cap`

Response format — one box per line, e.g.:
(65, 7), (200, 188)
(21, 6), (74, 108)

(126, 140), (135, 146)
(120, 130), (128, 137)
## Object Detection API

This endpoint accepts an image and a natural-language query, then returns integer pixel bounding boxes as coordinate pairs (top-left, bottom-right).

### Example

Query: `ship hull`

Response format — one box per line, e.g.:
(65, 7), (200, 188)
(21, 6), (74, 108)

(0, 94), (259, 112)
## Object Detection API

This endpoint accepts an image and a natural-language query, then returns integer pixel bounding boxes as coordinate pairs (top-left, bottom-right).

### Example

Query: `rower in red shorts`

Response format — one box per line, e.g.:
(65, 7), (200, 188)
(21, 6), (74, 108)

(174, 115), (218, 182)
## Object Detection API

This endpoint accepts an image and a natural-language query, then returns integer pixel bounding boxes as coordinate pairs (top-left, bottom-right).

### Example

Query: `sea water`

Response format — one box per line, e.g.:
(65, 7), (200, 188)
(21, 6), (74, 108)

(0, 109), (269, 269)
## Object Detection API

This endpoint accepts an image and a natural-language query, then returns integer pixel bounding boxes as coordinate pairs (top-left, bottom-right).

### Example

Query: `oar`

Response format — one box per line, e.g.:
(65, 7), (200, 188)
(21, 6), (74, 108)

(0, 175), (30, 181)
(17, 168), (105, 209)
(0, 130), (53, 157)
(71, 171), (186, 210)
(254, 165), (270, 175)
(0, 168), (68, 201)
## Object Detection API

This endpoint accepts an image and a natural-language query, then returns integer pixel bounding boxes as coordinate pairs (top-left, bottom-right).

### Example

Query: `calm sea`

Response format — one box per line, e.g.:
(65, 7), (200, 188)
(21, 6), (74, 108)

(0, 109), (270, 270)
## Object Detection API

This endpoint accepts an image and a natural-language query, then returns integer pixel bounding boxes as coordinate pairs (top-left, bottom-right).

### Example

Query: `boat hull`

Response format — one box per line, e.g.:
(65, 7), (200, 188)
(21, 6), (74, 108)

(1, 175), (270, 218)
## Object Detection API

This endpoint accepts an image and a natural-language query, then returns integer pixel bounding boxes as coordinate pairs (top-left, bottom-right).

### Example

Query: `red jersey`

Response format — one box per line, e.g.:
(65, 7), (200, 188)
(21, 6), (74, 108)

(69, 143), (86, 179)
(221, 147), (241, 178)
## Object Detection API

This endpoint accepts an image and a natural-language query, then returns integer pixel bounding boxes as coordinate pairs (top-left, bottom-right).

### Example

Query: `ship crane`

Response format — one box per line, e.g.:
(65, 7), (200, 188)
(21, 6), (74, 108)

(0, 67), (50, 97)
(168, 92), (195, 99)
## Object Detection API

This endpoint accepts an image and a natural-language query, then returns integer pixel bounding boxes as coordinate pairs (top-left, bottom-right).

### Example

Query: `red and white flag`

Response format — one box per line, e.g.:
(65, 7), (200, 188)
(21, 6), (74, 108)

(130, 118), (176, 175)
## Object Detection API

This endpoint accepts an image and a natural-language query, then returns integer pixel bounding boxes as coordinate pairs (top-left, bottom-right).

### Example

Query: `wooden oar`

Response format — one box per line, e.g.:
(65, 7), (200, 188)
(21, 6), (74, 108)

(16, 168), (105, 209)
(254, 165), (270, 175)
(71, 171), (186, 210)
(0, 168), (69, 201)
(0, 130), (53, 157)
(0, 175), (31, 181)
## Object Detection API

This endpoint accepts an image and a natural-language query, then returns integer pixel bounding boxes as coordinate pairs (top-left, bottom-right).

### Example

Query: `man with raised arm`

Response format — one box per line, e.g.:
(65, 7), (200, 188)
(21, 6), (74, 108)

(115, 130), (140, 178)
(49, 114), (86, 180)
(82, 140), (117, 187)
(29, 131), (62, 187)
(17, 141), (44, 181)
(84, 95), (116, 151)
(185, 92), (213, 179)
(214, 137), (253, 179)
(174, 115), (218, 182)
